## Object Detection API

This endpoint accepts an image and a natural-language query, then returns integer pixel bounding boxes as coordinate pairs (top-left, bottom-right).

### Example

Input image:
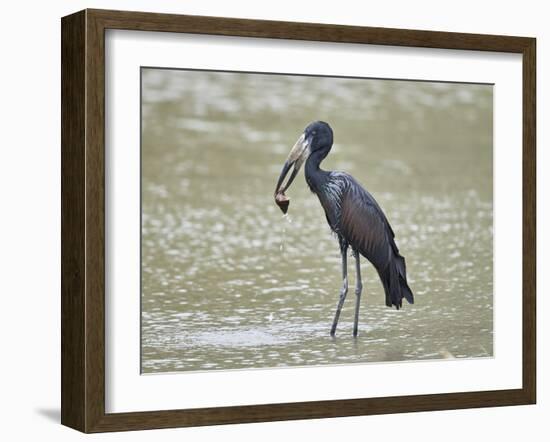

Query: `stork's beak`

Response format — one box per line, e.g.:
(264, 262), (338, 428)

(274, 133), (311, 195)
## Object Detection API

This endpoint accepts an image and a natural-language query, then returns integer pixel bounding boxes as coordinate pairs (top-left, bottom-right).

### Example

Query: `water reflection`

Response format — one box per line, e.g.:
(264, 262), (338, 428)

(141, 69), (493, 373)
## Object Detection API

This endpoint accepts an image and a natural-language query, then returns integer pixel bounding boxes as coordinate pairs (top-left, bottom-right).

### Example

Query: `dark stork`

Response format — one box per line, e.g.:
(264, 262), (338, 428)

(274, 121), (414, 337)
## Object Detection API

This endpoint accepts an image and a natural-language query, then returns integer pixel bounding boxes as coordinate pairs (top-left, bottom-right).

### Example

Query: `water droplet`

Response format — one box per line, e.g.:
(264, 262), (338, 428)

(278, 213), (292, 255)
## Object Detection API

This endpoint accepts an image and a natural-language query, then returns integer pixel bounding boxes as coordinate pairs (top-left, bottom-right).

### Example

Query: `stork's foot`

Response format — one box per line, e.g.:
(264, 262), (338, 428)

(352, 250), (363, 338)
(352, 285), (362, 337)
(330, 283), (348, 337)
(331, 243), (349, 338)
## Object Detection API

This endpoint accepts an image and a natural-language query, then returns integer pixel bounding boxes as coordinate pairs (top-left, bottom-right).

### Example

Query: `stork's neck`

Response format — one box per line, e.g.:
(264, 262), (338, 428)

(305, 148), (330, 193)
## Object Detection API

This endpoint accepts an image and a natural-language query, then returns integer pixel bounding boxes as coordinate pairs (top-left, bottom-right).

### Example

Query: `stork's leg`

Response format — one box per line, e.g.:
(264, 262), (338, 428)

(352, 250), (363, 337)
(330, 245), (348, 336)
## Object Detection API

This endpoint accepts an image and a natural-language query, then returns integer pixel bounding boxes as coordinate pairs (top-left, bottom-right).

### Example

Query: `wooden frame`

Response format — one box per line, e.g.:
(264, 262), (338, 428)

(61, 8), (536, 433)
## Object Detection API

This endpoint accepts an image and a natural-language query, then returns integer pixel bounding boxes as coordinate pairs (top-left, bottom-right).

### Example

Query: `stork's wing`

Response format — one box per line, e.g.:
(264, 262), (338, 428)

(338, 176), (397, 270)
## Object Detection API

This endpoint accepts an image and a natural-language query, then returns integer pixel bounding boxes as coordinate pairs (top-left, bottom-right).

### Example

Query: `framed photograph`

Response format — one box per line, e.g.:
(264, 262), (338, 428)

(61, 9), (536, 433)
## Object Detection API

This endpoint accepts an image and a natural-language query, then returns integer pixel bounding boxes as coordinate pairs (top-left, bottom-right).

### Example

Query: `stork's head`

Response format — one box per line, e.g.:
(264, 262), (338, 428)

(304, 121), (333, 154)
(274, 121), (333, 197)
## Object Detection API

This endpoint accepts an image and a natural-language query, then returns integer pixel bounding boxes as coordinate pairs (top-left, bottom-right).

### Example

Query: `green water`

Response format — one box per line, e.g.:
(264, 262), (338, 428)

(141, 68), (493, 373)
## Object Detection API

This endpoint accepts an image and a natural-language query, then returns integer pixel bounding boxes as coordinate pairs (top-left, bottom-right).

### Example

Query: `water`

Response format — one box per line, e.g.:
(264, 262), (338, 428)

(141, 68), (493, 374)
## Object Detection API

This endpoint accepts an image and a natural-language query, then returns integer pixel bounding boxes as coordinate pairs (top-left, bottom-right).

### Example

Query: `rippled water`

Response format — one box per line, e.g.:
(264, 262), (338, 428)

(141, 68), (493, 373)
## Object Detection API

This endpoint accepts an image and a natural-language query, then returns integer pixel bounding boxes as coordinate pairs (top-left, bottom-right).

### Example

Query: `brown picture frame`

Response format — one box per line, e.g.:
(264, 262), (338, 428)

(61, 8), (536, 433)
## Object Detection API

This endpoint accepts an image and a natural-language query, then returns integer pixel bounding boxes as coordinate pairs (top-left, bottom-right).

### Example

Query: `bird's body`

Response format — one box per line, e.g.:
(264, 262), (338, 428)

(275, 121), (414, 336)
(310, 169), (413, 310)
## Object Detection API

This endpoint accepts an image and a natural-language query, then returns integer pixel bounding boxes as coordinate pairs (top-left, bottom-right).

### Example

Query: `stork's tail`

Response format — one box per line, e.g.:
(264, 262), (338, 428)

(378, 253), (414, 309)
